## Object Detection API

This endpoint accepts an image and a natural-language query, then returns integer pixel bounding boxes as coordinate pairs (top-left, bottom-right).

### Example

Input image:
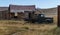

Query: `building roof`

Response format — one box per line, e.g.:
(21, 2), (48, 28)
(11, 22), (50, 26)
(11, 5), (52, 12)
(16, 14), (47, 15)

(0, 7), (8, 11)
(9, 5), (35, 11)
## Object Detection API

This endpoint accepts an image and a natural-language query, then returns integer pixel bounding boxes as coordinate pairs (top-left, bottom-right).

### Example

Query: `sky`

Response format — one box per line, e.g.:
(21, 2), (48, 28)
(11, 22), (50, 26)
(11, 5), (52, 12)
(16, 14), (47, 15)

(0, 0), (60, 9)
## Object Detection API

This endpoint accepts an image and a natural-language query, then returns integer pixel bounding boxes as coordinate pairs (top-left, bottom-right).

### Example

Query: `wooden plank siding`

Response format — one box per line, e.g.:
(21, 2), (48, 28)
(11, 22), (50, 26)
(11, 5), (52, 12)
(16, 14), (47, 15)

(0, 10), (9, 20)
(58, 6), (60, 27)
(9, 5), (35, 20)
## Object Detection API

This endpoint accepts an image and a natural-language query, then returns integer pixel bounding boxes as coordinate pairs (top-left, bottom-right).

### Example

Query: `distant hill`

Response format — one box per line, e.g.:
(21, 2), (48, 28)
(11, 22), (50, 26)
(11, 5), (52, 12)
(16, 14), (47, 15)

(36, 7), (57, 17)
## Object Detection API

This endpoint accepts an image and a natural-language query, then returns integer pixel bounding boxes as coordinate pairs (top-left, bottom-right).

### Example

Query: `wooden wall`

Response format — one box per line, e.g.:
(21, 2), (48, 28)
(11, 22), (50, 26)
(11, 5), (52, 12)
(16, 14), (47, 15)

(9, 12), (24, 20)
(58, 6), (60, 27)
(0, 10), (9, 20)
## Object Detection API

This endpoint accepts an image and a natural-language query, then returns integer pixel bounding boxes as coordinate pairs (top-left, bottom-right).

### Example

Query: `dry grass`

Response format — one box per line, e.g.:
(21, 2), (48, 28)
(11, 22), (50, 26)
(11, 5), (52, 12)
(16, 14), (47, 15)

(0, 15), (58, 35)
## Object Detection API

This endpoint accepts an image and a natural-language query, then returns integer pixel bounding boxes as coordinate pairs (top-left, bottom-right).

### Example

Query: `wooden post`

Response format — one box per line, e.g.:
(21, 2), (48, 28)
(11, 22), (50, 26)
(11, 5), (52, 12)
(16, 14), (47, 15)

(58, 6), (60, 27)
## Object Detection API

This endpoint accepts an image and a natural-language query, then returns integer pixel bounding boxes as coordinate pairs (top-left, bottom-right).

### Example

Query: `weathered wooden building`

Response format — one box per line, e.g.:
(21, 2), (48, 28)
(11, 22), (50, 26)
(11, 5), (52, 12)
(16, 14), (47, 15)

(0, 7), (10, 20)
(0, 5), (35, 20)
(9, 5), (35, 20)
